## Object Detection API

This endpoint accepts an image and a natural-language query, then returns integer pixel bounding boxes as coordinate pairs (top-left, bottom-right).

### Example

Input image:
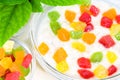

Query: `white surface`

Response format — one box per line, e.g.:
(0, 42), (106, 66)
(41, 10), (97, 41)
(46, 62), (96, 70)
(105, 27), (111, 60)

(33, 61), (57, 80)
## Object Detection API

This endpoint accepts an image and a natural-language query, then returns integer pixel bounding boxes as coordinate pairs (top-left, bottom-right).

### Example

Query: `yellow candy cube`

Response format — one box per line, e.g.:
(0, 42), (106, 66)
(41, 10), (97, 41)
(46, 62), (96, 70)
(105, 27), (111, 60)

(94, 65), (108, 79)
(110, 24), (120, 36)
(70, 21), (86, 31)
(106, 51), (117, 64)
(72, 42), (86, 52)
(53, 47), (68, 63)
(56, 60), (69, 73)
(0, 57), (12, 70)
(38, 42), (49, 55)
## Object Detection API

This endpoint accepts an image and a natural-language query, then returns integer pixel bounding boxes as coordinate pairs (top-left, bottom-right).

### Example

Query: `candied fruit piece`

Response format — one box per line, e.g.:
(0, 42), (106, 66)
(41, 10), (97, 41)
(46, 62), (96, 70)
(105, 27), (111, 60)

(3, 40), (14, 53)
(94, 65), (108, 79)
(0, 78), (3, 80)
(0, 65), (5, 77)
(0, 48), (5, 59)
(106, 51), (117, 64)
(48, 11), (60, 21)
(110, 24), (120, 36)
(5, 72), (20, 80)
(56, 60), (69, 73)
(50, 21), (61, 35)
(103, 8), (116, 20)
(70, 21), (86, 31)
(7, 54), (15, 62)
(79, 0), (91, 6)
(84, 23), (94, 32)
(9, 63), (21, 74)
(90, 52), (103, 63)
(65, 10), (76, 23)
(22, 54), (32, 68)
(115, 32), (120, 40)
(70, 30), (83, 39)
(116, 15), (120, 24)
(82, 32), (96, 45)
(0, 57), (12, 70)
(90, 5), (100, 16)
(77, 57), (91, 68)
(14, 50), (25, 65)
(38, 42), (49, 55)
(72, 42), (86, 52)
(20, 66), (30, 76)
(57, 28), (70, 41)
(79, 12), (91, 23)
(101, 17), (113, 28)
(99, 35), (115, 48)
(53, 47), (68, 63)
(108, 65), (117, 76)
(78, 69), (94, 79)
(80, 5), (90, 14)
(19, 77), (25, 80)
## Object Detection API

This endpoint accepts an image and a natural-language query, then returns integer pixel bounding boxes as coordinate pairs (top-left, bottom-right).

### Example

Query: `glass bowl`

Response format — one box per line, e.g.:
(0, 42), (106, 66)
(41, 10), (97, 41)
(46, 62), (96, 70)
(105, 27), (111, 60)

(30, 0), (120, 80)
(4, 38), (36, 80)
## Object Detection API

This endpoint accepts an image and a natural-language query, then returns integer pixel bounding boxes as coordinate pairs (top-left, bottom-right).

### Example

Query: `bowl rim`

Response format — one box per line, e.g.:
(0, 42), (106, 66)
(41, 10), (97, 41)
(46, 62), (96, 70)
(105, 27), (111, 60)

(30, 0), (120, 80)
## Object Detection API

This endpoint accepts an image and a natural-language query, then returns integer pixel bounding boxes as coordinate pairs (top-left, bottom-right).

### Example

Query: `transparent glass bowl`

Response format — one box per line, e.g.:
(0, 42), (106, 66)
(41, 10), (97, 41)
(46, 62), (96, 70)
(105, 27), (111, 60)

(30, 0), (120, 80)
(10, 38), (36, 80)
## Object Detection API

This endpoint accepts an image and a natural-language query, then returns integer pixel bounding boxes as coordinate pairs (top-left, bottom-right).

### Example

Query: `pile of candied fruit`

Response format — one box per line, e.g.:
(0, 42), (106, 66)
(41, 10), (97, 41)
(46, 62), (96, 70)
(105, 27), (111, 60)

(38, 3), (120, 79)
(0, 41), (32, 80)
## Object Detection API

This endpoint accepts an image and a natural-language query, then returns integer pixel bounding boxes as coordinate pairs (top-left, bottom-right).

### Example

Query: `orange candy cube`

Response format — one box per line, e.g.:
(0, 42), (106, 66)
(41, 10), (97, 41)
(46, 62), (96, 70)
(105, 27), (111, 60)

(57, 28), (70, 41)
(0, 48), (5, 59)
(0, 65), (5, 77)
(14, 50), (25, 65)
(103, 8), (117, 20)
(65, 10), (76, 23)
(38, 42), (49, 55)
(82, 32), (96, 45)
(80, 5), (90, 14)
(53, 47), (68, 63)
(9, 62), (20, 73)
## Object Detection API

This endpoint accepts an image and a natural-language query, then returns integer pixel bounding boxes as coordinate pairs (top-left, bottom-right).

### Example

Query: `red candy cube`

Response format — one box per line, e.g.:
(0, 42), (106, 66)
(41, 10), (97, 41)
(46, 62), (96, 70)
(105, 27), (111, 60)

(77, 57), (91, 68)
(116, 15), (120, 24)
(5, 72), (20, 80)
(22, 54), (32, 68)
(99, 35), (115, 48)
(101, 17), (113, 28)
(90, 5), (100, 16)
(108, 65), (117, 76)
(84, 23), (94, 32)
(78, 69), (94, 79)
(79, 12), (91, 23)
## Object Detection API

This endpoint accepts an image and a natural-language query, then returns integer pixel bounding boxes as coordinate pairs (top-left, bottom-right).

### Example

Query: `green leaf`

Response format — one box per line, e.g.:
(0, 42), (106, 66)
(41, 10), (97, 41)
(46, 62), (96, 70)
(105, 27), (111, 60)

(0, 1), (32, 47)
(30, 0), (43, 12)
(40, 0), (91, 6)
(0, 0), (27, 5)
